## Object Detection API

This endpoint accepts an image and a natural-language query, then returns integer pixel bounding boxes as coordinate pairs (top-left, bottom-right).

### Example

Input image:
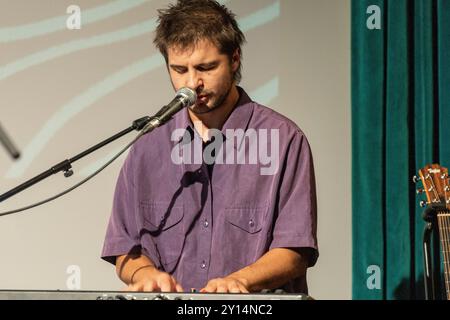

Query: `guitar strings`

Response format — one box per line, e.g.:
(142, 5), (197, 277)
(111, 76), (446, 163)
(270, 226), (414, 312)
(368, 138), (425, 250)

(438, 212), (450, 299)
(442, 171), (450, 300)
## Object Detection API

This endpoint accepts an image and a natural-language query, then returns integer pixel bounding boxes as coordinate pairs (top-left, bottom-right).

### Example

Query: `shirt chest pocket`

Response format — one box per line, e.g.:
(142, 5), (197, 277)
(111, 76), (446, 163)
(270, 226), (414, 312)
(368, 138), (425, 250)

(140, 202), (185, 271)
(225, 207), (265, 234)
(223, 206), (269, 265)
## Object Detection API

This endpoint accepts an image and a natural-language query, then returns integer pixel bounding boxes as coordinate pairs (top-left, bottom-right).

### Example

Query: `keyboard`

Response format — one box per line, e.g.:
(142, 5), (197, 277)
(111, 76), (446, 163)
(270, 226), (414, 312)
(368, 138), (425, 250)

(0, 290), (311, 300)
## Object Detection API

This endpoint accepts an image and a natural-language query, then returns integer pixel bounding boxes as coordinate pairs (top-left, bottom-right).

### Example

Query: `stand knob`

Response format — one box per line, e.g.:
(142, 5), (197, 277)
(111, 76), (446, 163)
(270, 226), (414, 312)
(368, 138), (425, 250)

(64, 169), (74, 178)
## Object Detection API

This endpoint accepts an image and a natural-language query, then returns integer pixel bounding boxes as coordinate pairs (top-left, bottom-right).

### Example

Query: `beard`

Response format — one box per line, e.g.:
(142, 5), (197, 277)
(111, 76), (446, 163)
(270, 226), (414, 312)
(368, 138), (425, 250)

(189, 71), (235, 115)
(190, 85), (232, 115)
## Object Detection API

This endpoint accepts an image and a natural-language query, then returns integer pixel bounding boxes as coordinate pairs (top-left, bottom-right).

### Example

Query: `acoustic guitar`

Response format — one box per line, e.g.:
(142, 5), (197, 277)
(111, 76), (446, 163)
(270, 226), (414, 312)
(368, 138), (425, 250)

(415, 164), (450, 300)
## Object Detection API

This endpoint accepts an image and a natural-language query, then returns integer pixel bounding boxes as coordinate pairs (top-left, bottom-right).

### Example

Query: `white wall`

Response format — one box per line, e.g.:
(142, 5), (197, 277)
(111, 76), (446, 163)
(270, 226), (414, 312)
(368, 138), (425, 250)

(278, 0), (351, 300)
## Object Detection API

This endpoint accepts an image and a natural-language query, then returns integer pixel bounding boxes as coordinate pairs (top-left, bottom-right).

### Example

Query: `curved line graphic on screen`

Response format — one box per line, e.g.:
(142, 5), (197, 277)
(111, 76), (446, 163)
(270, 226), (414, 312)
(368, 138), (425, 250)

(0, 0), (277, 81)
(5, 55), (164, 179)
(5, 1), (280, 179)
(0, 0), (151, 43)
(238, 2), (280, 31)
(78, 77), (279, 177)
(0, 19), (157, 81)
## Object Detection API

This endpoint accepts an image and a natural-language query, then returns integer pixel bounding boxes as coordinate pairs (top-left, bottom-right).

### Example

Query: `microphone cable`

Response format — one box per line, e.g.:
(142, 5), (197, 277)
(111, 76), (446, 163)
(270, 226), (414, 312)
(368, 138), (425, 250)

(0, 131), (145, 218)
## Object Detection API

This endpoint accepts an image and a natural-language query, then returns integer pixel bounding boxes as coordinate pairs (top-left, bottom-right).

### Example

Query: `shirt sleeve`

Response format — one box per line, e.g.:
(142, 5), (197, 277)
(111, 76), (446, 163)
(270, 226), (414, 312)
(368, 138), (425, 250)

(101, 146), (141, 265)
(269, 130), (319, 267)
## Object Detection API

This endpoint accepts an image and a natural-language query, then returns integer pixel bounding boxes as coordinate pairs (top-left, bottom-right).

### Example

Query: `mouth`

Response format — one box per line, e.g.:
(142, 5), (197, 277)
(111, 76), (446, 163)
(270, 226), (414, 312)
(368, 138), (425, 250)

(196, 95), (209, 104)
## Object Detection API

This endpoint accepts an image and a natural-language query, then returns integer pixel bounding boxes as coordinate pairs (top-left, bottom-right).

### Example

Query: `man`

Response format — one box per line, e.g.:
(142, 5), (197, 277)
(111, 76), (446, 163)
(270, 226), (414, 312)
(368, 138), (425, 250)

(101, 0), (318, 294)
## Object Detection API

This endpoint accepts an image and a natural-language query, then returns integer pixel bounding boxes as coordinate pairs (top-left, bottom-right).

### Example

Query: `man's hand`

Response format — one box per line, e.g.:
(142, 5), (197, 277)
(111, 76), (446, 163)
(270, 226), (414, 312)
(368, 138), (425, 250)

(200, 276), (249, 293)
(126, 266), (184, 292)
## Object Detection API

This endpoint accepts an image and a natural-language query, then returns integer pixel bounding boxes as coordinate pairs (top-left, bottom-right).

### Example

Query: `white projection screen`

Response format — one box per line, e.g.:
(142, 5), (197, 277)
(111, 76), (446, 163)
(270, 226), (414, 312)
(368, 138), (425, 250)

(0, 0), (350, 299)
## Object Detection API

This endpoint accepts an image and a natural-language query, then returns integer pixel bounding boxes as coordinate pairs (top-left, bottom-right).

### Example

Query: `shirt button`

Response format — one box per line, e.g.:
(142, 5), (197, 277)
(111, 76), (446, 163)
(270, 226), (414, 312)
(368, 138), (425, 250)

(203, 220), (209, 228)
(201, 261), (207, 269)
(249, 219), (255, 228)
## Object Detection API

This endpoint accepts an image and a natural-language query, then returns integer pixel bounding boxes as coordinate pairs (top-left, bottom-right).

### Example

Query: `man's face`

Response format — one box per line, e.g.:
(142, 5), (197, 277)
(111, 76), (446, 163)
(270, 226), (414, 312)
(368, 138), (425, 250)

(167, 39), (239, 114)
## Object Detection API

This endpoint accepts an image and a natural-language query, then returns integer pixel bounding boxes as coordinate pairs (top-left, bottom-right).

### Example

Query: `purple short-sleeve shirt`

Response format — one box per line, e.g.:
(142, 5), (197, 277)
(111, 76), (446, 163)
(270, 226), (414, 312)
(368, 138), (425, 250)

(101, 87), (318, 293)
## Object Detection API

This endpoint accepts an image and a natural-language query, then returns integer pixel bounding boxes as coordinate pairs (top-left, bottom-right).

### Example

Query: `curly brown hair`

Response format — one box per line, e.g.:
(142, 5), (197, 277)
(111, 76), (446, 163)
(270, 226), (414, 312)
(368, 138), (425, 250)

(154, 0), (246, 83)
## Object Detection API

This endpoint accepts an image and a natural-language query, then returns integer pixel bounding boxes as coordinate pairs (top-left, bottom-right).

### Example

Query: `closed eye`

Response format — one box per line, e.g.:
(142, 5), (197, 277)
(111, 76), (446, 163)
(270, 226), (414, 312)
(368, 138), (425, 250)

(197, 65), (217, 72)
(196, 62), (219, 72)
(170, 65), (187, 74)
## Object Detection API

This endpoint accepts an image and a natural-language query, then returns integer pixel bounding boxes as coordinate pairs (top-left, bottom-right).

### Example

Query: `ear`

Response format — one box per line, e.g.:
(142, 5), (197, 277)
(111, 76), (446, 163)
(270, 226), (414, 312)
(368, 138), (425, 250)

(231, 49), (241, 72)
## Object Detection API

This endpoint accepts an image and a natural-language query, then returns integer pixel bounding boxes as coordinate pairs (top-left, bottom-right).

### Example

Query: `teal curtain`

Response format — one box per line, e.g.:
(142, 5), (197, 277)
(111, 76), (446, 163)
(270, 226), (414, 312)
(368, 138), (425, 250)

(352, 0), (450, 299)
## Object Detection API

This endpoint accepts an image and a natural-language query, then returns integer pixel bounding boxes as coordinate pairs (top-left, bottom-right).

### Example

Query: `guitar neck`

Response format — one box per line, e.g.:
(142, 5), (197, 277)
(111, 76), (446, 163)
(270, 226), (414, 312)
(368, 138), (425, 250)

(437, 211), (450, 300)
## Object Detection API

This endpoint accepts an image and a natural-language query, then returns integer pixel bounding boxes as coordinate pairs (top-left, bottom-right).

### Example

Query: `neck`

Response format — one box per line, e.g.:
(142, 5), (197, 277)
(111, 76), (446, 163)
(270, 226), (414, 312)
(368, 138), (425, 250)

(188, 85), (239, 141)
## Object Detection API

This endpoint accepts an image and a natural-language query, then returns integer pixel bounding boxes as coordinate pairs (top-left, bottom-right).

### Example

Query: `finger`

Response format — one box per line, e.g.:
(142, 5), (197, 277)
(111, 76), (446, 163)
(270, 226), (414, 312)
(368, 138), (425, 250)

(216, 283), (228, 293)
(237, 283), (249, 293)
(143, 281), (158, 292)
(202, 281), (217, 293)
(126, 283), (140, 292)
(159, 278), (173, 293)
(175, 283), (184, 293)
(228, 283), (241, 294)
(170, 277), (181, 292)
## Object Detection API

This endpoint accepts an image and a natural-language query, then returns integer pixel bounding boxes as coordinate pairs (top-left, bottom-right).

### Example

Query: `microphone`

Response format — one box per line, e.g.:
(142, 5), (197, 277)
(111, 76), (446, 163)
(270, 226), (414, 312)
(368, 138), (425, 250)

(0, 122), (20, 160)
(142, 87), (197, 134)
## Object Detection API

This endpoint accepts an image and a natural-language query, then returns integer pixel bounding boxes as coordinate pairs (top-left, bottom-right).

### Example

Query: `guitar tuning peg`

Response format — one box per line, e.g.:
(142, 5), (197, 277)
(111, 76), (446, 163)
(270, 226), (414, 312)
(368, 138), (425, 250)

(441, 174), (448, 179)
(416, 189), (424, 195)
(413, 176), (420, 184)
(445, 186), (450, 192)
(420, 201), (427, 208)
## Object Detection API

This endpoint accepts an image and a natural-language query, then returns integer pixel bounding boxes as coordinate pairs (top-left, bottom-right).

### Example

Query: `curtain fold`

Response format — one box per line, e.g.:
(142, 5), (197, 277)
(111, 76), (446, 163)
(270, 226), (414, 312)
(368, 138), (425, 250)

(352, 0), (449, 299)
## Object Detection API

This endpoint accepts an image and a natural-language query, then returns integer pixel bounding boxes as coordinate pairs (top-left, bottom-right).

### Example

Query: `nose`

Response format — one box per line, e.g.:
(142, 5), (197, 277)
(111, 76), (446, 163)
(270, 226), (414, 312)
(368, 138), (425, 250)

(186, 70), (204, 93)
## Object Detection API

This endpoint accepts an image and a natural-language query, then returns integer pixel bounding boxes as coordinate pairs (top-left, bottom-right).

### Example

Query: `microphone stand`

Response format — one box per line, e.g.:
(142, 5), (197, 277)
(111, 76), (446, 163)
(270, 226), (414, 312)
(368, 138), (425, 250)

(422, 205), (443, 300)
(0, 116), (151, 203)
(0, 122), (21, 160)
